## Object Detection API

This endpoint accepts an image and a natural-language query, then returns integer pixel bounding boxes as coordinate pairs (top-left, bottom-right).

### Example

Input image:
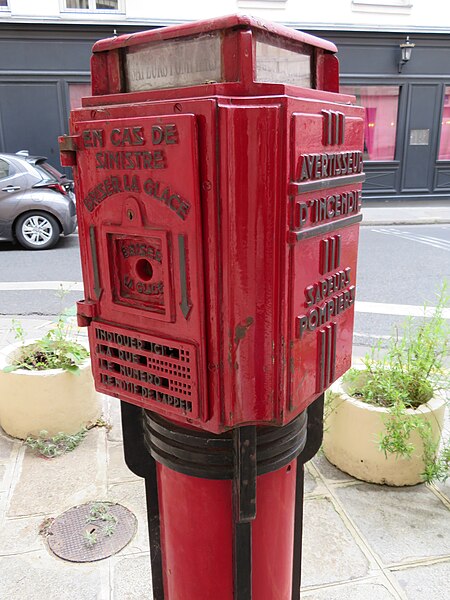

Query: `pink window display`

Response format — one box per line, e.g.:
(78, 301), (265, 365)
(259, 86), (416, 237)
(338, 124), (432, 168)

(341, 85), (400, 161)
(438, 88), (450, 160)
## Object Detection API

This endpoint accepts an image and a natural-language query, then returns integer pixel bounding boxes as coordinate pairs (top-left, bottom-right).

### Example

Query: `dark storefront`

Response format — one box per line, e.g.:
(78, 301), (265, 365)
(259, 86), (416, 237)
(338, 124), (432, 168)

(1, 23), (450, 201)
(323, 30), (450, 202)
(0, 23), (125, 172)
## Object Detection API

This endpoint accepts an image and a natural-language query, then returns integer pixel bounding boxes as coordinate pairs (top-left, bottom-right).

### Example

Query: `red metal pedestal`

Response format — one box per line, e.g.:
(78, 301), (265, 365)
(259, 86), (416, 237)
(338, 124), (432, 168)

(252, 462), (299, 600)
(127, 399), (323, 600)
(157, 461), (299, 600)
(157, 468), (234, 600)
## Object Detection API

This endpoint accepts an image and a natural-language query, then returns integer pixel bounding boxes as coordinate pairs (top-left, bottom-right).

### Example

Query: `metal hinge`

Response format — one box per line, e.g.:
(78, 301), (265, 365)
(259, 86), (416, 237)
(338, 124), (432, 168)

(58, 134), (80, 166)
(76, 299), (98, 327)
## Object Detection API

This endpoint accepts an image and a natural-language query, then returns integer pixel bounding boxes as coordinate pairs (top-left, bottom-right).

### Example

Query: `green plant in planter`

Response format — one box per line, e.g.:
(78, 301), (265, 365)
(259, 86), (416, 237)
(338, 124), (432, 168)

(342, 282), (449, 483)
(3, 289), (89, 374)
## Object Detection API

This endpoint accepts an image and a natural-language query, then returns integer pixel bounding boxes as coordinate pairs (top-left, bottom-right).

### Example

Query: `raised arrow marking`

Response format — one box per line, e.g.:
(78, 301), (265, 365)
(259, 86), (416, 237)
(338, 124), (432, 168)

(89, 226), (103, 301)
(178, 234), (192, 319)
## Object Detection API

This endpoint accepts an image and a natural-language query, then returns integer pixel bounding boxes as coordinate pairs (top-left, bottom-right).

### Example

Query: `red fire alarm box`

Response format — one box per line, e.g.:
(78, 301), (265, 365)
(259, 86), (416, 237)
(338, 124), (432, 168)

(61, 15), (364, 434)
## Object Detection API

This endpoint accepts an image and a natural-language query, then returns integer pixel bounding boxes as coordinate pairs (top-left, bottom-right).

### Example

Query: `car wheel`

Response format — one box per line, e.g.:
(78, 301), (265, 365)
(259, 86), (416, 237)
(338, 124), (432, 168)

(15, 212), (61, 250)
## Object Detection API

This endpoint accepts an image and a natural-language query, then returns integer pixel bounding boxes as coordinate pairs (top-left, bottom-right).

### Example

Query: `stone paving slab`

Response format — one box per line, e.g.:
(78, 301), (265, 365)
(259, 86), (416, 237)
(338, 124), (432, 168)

(0, 430), (15, 461)
(0, 515), (45, 556)
(302, 496), (373, 587)
(302, 577), (398, 599)
(0, 464), (5, 490)
(361, 201), (450, 226)
(8, 428), (108, 518)
(108, 480), (149, 556)
(107, 442), (141, 484)
(105, 398), (124, 443)
(334, 483), (450, 565)
(0, 491), (6, 518)
(0, 551), (108, 600)
(392, 561), (450, 600)
(312, 451), (356, 483)
(112, 553), (152, 599)
(304, 466), (320, 495)
(433, 478), (450, 503)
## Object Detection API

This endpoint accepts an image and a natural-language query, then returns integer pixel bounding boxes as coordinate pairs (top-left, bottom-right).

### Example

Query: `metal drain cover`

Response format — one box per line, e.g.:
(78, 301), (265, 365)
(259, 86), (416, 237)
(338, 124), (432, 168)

(47, 502), (137, 562)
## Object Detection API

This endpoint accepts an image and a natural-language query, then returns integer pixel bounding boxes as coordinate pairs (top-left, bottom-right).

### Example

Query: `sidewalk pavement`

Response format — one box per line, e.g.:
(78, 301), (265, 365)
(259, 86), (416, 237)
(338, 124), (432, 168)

(0, 317), (449, 599)
(361, 199), (450, 225)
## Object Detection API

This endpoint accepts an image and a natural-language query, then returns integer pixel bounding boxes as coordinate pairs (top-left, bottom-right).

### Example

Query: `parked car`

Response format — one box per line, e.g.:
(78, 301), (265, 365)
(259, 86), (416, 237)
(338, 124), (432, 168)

(0, 151), (77, 250)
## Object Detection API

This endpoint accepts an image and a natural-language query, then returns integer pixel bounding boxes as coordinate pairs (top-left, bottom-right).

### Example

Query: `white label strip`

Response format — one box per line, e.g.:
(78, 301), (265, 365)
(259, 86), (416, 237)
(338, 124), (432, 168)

(125, 34), (222, 92)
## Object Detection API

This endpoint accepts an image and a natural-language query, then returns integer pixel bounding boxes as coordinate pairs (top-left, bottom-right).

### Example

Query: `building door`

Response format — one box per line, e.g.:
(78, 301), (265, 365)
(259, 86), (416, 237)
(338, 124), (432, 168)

(401, 83), (442, 193)
(0, 82), (66, 165)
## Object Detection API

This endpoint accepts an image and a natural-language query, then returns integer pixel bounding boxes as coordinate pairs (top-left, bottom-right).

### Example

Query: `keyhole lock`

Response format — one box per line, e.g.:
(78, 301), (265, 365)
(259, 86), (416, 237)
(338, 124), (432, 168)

(127, 209), (134, 221)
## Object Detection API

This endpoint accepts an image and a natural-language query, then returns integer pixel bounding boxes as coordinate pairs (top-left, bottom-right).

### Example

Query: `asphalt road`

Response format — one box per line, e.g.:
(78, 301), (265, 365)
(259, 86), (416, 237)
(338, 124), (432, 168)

(0, 224), (449, 346)
(354, 224), (450, 344)
(0, 233), (82, 316)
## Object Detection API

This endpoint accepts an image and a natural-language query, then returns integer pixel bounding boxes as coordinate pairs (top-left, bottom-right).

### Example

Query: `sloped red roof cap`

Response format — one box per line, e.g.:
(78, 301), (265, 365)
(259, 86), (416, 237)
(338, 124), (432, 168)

(93, 14), (337, 54)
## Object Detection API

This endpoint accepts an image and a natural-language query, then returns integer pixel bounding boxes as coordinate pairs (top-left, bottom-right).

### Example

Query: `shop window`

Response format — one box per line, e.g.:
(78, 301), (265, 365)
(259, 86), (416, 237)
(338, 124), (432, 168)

(438, 87), (450, 160)
(341, 85), (400, 161)
(63, 0), (122, 11)
(69, 83), (91, 110)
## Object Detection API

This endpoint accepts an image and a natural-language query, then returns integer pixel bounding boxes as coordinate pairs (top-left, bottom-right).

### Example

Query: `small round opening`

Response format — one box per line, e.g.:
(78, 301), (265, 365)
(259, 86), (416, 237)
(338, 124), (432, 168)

(135, 259), (153, 281)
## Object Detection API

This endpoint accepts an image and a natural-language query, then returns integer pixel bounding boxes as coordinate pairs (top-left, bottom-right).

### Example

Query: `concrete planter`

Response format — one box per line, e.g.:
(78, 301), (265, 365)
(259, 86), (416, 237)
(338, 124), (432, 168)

(323, 376), (446, 486)
(0, 341), (101, 439)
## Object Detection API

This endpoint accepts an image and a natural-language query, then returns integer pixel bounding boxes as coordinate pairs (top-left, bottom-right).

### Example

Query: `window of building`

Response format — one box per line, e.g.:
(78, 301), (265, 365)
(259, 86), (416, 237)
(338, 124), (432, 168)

(353, 0), (411, 5)
(341, 85), (400, 161)
(237, 1), (287, 8)
(63, 0), (122, 11)
(438, 87), (450, 160)
(0, 0), (10, 11)
(69, 83), (91, 110)
(352, 0), (412, 12)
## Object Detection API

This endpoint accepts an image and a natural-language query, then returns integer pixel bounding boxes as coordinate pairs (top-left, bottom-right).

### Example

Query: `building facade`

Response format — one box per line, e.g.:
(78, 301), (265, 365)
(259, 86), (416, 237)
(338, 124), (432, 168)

(0, 0), (449, 200)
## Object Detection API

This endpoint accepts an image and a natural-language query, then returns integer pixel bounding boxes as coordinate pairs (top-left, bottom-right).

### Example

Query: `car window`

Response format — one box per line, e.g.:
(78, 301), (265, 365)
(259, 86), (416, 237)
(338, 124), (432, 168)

(0, 158), (10, 180)
(33, 161), (66, 182)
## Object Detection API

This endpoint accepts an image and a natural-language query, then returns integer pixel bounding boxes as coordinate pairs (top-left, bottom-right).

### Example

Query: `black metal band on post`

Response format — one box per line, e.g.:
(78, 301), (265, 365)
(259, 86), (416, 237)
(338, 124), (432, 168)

(120, 402), (164, 600)
(142, 410), (308, 480)
(291, 463), (305, 600)
(299, 394), (325, 465)
(233, 426), (257, 600)
(144, 462), (164, 600)
(291, 394), (325, 600)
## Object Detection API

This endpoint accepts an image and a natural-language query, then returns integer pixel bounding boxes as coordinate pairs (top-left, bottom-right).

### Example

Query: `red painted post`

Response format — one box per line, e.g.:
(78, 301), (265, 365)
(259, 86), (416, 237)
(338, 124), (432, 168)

(62, 15), (364, 599)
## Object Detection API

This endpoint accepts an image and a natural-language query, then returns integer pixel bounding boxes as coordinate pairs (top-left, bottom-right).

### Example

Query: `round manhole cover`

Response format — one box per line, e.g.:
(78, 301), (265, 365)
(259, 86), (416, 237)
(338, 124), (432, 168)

(47, 501), (137, 562)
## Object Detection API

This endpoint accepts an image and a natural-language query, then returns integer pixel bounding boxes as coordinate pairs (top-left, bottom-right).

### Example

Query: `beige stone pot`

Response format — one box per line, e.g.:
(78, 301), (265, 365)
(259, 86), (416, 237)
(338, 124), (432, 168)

(0, 341), (102, 439)
(323, 376), (446, 486)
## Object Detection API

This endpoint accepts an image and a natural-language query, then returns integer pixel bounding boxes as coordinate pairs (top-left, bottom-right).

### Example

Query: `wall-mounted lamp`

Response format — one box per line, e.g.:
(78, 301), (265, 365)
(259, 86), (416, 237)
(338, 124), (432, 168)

(398, 36), (415, 72)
